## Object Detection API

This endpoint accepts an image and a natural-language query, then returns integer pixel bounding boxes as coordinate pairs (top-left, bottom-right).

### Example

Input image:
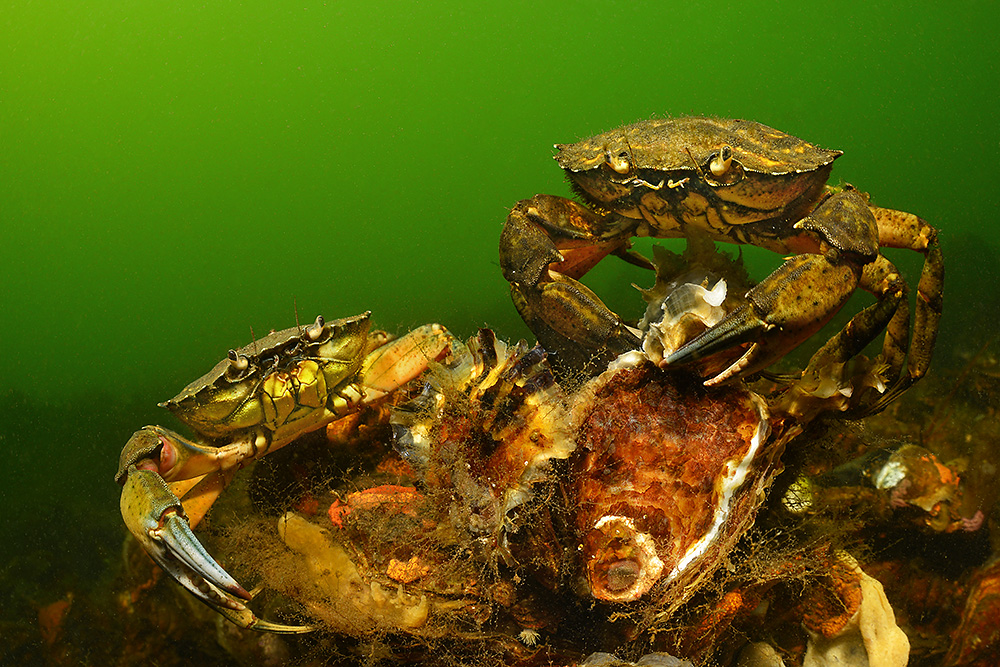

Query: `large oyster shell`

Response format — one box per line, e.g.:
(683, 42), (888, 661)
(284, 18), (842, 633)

(571, 364), (771, 604)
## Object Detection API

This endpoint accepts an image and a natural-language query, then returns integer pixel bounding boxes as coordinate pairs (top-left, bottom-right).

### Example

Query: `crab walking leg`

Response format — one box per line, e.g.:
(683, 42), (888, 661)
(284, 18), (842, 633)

(864, 255), (912, 380)
(872, 206), (944, 387)
(168, 473), (207, 502)
(361, 323), (455, 397)
(796, 254), (910, 413)
(804, 254), (908, 374)
(173, 468), (238, 529)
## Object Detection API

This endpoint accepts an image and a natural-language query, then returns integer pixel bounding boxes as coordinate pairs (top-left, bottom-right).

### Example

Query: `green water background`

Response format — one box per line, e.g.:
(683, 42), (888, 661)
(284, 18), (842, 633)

(2, 0), (998, 655)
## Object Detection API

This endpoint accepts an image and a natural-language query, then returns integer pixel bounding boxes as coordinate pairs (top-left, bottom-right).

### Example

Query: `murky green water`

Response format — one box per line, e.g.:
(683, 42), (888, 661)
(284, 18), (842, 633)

(2, 1), (998, 663)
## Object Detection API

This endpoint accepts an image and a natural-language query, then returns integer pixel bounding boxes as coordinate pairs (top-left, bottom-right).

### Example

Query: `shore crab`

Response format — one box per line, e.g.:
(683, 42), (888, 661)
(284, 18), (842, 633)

(115, 311), (454, 631)
(500, 116), (943, 414)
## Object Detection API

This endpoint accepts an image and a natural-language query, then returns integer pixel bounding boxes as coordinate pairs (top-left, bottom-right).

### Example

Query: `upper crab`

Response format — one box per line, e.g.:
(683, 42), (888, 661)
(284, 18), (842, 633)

(500, 116), (942, 416)
(557, 117), (842, 238)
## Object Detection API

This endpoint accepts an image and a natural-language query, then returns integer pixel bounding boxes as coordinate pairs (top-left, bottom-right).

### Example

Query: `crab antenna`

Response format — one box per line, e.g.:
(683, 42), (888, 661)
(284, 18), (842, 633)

(685, 147), (707, 178)
(620, 128), (637, 174)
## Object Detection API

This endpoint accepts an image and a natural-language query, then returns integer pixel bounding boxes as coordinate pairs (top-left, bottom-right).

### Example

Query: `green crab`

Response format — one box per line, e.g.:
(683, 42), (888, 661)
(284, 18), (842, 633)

(500, 116), (942, 413)
(115, 312), (453, 632)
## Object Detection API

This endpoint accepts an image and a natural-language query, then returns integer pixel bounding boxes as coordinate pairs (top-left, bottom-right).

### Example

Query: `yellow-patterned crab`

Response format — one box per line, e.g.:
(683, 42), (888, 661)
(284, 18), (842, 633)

(115, 312), (453, 632)
(501, 116), (942, 413)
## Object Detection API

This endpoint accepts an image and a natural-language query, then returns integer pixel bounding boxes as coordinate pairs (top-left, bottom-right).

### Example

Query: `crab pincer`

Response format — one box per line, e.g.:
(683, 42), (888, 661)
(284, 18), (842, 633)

(117, 426), (314, 632)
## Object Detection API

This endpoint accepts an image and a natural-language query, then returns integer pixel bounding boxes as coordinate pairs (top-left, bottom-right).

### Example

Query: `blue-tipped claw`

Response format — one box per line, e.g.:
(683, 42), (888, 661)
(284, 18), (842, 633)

(118, 430), (313, 633)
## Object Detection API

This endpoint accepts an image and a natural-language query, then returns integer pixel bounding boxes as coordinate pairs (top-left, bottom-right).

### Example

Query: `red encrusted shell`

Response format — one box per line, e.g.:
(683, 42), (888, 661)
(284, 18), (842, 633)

(572, 362), (775, 605)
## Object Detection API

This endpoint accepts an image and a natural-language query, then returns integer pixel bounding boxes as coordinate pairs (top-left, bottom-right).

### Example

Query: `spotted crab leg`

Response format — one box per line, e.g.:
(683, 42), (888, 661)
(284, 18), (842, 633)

(663, 251), (864, 383)
(664, 189), (929, 416)
(500, 195), (642, 372)
(868, 205), (943, 409)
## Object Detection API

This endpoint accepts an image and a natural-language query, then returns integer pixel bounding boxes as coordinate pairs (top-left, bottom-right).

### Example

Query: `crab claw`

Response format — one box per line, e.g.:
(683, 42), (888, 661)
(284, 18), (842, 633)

(117, 428), (312, 633)
(664, 253), (860, 385)
(120, 461), (250, 605)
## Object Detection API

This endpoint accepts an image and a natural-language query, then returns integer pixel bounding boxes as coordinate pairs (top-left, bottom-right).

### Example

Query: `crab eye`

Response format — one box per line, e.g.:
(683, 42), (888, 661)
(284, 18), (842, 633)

(710, 145), (733, 177)
(226, 350), (250, 379)
(606, 149), (631, 175)
(305, 315), (325, 341)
